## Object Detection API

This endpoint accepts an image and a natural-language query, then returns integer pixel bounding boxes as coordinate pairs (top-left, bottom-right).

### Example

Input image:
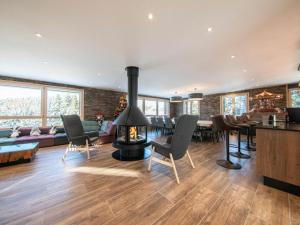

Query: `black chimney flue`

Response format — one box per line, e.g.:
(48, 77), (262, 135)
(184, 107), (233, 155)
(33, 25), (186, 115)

(113, 66), (150, 126)
(126, 66), (138, 107)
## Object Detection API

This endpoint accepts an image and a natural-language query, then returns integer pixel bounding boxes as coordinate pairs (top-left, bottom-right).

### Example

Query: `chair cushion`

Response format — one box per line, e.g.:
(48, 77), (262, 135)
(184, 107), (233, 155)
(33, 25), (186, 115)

(40, 127), (51, 135)
(54, 133), (68, 145)
(89, 136), (99, 144)
(106, 122), (115, 135)
(151, 139), (171, 158)
(99, 131), (109, 137)
(0, 137), (16, 146)
(56, 127), (65, 133)
(15, 134), (55, 147)
(0, 129), (12, 138)
(100, 121), (109, 132)
(19, 127), (32, 137)
(82, 121), (99, 132)
(85, 131), (99, 138)
(99, 135), (114, 144)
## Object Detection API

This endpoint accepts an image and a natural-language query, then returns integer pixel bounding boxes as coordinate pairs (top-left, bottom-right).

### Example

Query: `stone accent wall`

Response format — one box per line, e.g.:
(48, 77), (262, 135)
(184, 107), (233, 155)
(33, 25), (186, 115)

(0, 76), (125, 120)
(84, 88), (124, 120)
(199, 94), (221, 120)
(171, 84), (290, 119)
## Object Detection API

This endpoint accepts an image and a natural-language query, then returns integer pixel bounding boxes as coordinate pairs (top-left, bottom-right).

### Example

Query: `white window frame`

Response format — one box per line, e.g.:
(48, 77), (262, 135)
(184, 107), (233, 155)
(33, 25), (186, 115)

(220, 92), (249, 116)
(45, 87), (84, 126)
(182, 99), (200, 115)
(137, 96), (170, 116)
(0, 80), (84, 128)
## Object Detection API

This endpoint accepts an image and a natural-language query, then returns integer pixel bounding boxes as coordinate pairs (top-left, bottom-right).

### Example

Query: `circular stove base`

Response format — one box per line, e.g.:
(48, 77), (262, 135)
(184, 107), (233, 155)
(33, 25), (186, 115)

(112, 148), (152, 161)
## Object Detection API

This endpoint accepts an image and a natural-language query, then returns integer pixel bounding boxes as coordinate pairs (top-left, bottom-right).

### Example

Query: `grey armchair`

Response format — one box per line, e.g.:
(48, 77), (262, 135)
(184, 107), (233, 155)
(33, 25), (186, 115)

(61, 115), (100, 160)
(148, 115), (198, 184)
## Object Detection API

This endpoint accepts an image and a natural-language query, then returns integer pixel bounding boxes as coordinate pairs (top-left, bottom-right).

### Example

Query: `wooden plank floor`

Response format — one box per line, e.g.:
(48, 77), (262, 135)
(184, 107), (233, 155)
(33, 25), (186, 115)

(0, 136), (299, 225)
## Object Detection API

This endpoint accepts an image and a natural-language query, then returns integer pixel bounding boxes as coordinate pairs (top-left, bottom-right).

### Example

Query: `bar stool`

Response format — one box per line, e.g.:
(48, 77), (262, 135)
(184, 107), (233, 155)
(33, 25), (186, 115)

(212, 115), (241, 170)
(226, 115), (254, 152)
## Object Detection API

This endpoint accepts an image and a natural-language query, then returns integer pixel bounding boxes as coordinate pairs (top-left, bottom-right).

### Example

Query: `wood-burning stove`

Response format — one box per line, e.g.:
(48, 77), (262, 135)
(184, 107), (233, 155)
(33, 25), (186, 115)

(112, 66), (151, 161)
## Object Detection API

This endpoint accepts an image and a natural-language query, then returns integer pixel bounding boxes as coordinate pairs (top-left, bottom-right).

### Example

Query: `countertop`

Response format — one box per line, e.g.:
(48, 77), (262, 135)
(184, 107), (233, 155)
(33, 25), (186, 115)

(256, 122), (300, 132)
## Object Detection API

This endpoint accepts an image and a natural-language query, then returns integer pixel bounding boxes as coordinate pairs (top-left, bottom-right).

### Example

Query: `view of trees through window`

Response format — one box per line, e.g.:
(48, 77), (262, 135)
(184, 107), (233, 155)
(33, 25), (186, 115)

(145, 100), (157, 115)
(289, 89), (300, 107)
(183, 100), (200, 115)
(47, 90), (80, 126)
(0, 83), (83, 128)
(222, 93), (248, 116)
(137, 97), (169, 116)
(0, 86), (41, 128)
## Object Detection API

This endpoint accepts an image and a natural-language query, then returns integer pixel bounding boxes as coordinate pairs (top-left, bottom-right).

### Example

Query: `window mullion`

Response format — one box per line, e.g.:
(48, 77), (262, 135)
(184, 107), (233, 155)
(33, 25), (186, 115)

(41, 87), (47, 127)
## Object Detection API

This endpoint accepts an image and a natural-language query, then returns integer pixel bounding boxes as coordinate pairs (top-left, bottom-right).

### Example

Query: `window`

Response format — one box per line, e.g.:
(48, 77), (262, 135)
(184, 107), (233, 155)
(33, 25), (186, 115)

(158, 101), (165, 116)
(221, 93), (248, 116)
(47, 89), (81, 126)
(145, 100), (157, 116)
(182, 100), (200, 115)
(183, 101), (188, 114)
(191, 100), (200, 115)
(138, 99), (144, 111)
(289, 88), (300, 107)
(137, 96), (170, 116)
(0, 85), (42, 128)
(0, 81), (84, 128)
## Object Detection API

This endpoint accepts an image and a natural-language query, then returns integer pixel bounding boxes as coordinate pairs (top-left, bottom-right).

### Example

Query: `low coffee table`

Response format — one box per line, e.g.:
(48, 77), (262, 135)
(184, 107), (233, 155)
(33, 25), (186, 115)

(0, 142), (39, 166)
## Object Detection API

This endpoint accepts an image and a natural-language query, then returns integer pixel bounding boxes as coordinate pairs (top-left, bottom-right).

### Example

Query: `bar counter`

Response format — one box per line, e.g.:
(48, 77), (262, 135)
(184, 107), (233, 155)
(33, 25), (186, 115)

(256, 122), (300, 195)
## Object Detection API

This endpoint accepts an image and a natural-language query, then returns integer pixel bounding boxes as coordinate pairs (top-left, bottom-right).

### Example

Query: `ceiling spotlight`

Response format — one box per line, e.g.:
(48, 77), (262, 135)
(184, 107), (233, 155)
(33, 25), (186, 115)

(148, 13), (153, 20)
(208, 27), (213, 32)
(231, 55), (236, 59)
(35, 33), (43, 38)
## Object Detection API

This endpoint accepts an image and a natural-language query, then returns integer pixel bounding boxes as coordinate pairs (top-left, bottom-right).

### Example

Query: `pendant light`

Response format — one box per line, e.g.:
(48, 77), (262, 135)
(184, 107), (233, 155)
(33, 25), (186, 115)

(188, 88), (203, 100)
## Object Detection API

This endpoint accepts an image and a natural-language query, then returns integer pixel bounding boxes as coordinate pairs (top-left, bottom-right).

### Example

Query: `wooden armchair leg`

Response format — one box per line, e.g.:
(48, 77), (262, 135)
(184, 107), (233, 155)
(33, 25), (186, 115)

(186, 150), (195, 168)
(148, 146), (154, 171)
(169, 153), (180, 184)
(62, 142), (71, 160)
(86, 139), (90, 160)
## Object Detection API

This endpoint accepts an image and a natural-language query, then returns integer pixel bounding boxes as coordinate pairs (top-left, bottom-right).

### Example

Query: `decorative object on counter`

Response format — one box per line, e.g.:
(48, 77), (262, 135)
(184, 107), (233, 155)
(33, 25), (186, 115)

(96, 112), (104, 126)
(250, 90), (283, 112)
(113, 96), (127, 119)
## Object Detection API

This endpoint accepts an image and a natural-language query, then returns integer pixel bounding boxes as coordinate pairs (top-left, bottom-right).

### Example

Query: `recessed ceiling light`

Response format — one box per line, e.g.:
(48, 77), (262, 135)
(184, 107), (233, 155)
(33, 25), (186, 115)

(208, 27), (213, 32)
(41, 61), (48, 64)
(148, 13), (153, 20)
(243, 69), (247, 73)
(35, 33), (43, 38)
(97, 73), (101, 76)
(231, 55), (236, 59)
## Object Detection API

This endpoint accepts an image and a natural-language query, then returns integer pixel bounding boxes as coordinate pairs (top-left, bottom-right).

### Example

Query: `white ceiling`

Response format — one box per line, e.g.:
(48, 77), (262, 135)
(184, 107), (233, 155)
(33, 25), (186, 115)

(0, 0), (300, 98)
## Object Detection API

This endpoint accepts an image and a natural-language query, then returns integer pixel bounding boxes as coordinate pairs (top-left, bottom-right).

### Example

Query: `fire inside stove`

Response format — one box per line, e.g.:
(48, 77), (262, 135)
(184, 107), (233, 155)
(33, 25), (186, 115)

(115, 125), (147, 144)
(130, 127), (137, 140)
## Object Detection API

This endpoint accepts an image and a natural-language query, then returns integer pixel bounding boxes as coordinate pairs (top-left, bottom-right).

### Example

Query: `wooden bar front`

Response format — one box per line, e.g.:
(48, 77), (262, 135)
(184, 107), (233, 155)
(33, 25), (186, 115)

(256, 128), (300, 187)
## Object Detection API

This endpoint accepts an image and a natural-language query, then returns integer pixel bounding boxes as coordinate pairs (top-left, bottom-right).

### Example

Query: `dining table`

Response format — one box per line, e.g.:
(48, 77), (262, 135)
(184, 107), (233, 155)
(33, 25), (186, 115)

(197, 120), (213, 128)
